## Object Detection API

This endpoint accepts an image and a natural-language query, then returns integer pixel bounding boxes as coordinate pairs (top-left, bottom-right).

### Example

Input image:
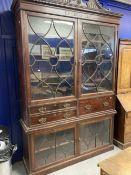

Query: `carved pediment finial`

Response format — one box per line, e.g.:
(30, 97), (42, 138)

(86, 0), (109, 11)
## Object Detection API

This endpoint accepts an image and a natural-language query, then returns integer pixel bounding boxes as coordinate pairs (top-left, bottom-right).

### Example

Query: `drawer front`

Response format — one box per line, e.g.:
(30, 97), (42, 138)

(128, 112), (131, 117)
(30, 110), (77, 126)
(29, 101), (77, 115)
(125, 114), (131, 126)
(124, 115), (131, 142)
(124, 132), (131, 143)
(79, 96), (114, 115)
(125, 123), (131, 133)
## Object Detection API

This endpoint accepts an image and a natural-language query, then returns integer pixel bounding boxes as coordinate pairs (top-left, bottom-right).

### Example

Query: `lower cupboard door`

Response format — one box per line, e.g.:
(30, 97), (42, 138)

(34, 127), (75, 169)
(79, 119), (110, 154)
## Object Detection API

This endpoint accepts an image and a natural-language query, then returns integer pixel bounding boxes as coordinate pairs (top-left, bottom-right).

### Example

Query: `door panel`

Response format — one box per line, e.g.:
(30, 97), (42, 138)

(27, 15), (76, 100)
(80, 22), (115, 94)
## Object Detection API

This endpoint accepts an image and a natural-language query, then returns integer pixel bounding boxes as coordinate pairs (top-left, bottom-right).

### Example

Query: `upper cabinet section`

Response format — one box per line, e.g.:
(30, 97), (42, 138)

(28, 16), (75, 100)
(81, 23), (115, 94)
(12, 0), (122, 103)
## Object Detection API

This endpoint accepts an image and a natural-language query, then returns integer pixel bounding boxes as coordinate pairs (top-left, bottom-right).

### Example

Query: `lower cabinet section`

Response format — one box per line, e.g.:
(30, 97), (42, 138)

(22, 115), (114, 175)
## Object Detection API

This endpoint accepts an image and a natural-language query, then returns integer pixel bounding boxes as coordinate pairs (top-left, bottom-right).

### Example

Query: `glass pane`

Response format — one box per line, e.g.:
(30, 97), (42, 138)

(56, 129), (74, 161)
(80, 123), (96, 153)
(81, 23), (115, 94)
(28, 16), (75, 100)
(35, 133), (55, 168)
(80, 119), (110, 153)
(35, 128), (75, 168)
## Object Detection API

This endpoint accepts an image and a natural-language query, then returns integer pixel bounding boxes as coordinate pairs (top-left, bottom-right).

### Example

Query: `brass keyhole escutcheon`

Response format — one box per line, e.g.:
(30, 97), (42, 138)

(64, 112), (71, 119)
(38, 117), (47, 124)
(38, 107), (47, 113)
(85, 105), (92, 110)
(103, 101), (109, 107)
(64, 103), (71, 108)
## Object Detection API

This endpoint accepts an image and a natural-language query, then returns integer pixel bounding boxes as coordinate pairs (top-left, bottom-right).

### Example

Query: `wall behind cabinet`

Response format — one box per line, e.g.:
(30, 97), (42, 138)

(100, 0), (131, 39)
(0, 10), (22, 161)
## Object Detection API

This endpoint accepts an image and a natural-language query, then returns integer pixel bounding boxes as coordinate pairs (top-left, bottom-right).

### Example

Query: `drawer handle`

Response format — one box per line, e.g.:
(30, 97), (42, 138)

(38, 107), (47, 113)
(64, 112), (71, 119)
(38, 117), (47, 124)
(64, 103), (71, 108)
(103, 102), (109, 107)
(85, 105), (92, 110)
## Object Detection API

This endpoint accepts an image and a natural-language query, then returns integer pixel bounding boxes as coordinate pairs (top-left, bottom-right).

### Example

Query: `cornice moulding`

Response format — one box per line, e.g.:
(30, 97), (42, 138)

(11, 0), (123, 17)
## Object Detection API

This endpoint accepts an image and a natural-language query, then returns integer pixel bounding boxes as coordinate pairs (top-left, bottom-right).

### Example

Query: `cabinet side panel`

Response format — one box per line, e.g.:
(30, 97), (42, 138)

(23, 130), (30, 172)
(15, 12), (28, 124)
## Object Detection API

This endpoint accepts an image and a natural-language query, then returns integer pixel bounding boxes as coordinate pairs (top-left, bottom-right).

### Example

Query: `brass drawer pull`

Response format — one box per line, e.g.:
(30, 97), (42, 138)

(64, 103), (71, 108)
(38, 107), (47, 113)
(38, 117), (47, 124)
(85, 105), (92, 110)
(103, 101), (109, 107)
(64, 112), (71, 119)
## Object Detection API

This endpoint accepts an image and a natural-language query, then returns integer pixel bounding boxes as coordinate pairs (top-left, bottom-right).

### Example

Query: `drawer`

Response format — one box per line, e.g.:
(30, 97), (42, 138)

(125, 123), (131, 133)
(127, 112), (131, 118)
(124, 132), (131, 143)
(125, 114), (131, 125)
(79, 96), (114, 115)
(30, 110), (77, 126)
(29, 101), (77, 115)
(124, 120), (131, 143)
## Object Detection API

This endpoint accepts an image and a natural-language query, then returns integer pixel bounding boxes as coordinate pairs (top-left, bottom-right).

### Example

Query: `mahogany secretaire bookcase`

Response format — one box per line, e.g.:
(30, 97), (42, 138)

(11, 0), (122, 174)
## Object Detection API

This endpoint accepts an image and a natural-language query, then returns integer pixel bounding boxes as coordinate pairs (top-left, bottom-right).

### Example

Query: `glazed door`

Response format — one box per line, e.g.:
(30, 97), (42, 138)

(79, 21), (116, 95)
(26, 13), (77, 102)
(79, 118), (111, 154)
(32, 125), (76, 170)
